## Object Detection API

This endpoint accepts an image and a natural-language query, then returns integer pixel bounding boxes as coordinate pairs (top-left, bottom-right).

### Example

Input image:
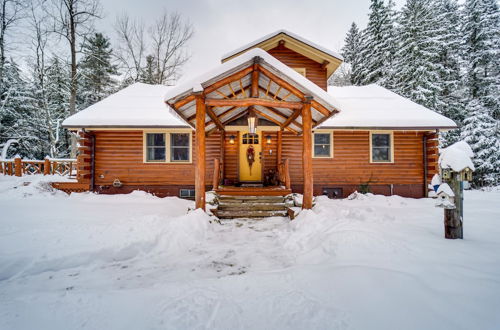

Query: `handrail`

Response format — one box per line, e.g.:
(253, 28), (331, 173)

(0, 157), (76, 177)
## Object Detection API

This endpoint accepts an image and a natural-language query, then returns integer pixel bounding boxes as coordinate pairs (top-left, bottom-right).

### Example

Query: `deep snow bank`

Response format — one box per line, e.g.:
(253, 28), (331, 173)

(0, 176), (211, 281)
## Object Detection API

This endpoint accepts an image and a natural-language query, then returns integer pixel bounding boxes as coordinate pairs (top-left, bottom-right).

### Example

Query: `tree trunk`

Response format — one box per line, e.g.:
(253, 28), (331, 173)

(69, 7), (78, 158)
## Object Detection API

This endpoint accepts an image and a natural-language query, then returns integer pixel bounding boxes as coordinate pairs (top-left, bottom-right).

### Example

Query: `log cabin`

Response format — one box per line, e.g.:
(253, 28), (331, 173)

(61, 30), (457, 215)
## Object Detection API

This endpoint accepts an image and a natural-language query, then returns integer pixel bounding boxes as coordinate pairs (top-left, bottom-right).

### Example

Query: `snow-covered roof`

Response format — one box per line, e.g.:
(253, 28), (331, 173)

(439, 141), (475, 172)
(62, 83), (189, 128)
(318, 85), (457, 130)
(222, 29), (343, 62)
(164, 48), (341, 133)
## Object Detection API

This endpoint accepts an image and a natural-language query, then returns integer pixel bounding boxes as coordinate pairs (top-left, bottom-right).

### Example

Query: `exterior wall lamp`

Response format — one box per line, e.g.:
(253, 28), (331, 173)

(247, 107), (258, 134)
(229, 135), (235, 144)
(266, 135), (272, 144)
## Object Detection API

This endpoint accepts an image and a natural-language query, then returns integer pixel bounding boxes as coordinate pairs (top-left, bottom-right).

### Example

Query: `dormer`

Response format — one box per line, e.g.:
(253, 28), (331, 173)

(221, 30), (343, 91)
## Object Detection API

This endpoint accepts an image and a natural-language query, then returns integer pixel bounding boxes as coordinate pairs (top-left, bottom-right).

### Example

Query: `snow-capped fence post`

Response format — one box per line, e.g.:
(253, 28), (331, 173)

(14, 156), (22, 177)
(436, 141), (475, 239)
(44, 157), (51, 175)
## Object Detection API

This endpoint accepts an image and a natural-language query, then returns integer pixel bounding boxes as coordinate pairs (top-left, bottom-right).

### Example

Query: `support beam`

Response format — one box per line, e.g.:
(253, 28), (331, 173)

(251, 62), (260, 97)
(195, 94), (206, 210)
(205, 97), (302, 110)
(277, 129), (283, 165)
(253, 108), (298, 134)
(281, 107), (301, 129)
(302, 97), (314, 209)
(204, 66), (253, 94)
(206, 106), (224, 131)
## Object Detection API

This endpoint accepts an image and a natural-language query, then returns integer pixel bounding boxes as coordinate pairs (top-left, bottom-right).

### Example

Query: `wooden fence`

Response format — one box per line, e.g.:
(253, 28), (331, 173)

(0, 157), (77, 177)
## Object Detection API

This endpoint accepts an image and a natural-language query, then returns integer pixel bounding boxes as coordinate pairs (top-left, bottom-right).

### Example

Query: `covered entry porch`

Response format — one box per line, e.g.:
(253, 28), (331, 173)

(164, 49), (339, 211)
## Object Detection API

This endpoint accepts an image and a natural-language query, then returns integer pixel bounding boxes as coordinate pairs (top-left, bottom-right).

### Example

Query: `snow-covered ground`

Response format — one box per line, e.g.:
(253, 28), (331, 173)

(0, 175), (499, 330)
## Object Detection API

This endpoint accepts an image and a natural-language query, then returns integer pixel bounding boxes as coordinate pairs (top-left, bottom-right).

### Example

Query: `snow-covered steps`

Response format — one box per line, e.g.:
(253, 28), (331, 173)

(213, 194), (290, 219)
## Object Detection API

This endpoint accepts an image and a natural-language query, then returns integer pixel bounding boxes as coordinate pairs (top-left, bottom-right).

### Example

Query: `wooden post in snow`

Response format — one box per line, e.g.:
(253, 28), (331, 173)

(14, 156), (22, 177)
(44, 157), (51, 175)
(195, 93), (206, 210)
(443, 173), (464, 239)
(302, 96), (313, 209)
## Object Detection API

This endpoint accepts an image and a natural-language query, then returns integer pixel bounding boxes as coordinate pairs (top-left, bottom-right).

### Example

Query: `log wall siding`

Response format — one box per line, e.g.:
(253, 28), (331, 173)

(425, 132), (439, 186)
(267, 45), (328, 90)
(223, 131), (239, 181)
(261, 131), (278, 176)
(281, 131), (427, 186)
(84, 129), (436, 198)
(92, 131), (220, 187)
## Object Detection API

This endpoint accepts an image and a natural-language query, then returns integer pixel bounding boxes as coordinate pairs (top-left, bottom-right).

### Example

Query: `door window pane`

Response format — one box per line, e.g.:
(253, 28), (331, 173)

(372, 133), (391, 162)
(146, 133), (166, 161)
(314, 133), (331, 157)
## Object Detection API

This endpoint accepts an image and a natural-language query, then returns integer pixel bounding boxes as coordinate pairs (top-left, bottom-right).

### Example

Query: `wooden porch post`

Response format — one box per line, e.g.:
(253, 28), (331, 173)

(195, 93), (206, 210)
(277, 129), (283, 165)
(302, 97), (313, 209)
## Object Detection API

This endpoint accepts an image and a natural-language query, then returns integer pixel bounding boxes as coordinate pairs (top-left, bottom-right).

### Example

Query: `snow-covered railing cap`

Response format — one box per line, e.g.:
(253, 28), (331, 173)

(439, 141), (475, 172)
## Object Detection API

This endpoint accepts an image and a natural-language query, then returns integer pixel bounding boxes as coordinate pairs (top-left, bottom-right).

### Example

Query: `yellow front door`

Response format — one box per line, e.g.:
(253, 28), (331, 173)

(239, 131), (262, 182)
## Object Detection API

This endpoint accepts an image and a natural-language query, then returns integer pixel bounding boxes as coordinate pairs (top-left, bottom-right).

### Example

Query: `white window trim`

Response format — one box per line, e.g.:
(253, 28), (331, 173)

(143, 129), (193, 164)
(312, 129), (334, 159)
(369, 130), (394, 164)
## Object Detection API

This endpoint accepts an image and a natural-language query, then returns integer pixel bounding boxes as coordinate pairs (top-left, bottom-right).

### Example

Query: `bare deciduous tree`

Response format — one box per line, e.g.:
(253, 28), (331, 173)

(115, 11), (193, 85)
(0, 0), (27, 77)
(47, 0), (101, 157)
(114, 13), (145, 82)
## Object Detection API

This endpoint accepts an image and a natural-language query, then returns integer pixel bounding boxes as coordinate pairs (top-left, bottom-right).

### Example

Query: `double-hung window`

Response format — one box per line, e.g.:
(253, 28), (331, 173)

(145, 131), (191, 163)
(146, 133), (166, 162)
(370, 132), (393, 163)
(313, 132), (333, 158)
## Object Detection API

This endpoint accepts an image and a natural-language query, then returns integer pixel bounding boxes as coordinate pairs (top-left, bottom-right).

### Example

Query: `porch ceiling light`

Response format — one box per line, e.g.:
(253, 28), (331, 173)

(248, 108), (258, 134)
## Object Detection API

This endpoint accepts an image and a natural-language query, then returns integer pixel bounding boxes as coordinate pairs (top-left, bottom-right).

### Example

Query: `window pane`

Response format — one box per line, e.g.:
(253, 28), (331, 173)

(147, 133), (165, 147)
(171, 147), (189, 161)
(314, 145), (330, 157)
(171, 133), (189, 147)
(372, 134), (389, 147)
(147, 147), (165, 161)
(314, 133), (330, 145)
(373, 147), (390, 161)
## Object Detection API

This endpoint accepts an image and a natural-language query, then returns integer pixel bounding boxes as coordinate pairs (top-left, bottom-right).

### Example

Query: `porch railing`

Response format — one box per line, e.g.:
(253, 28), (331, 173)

(278, 158), (291, 189)
(1, 157), (77, 177)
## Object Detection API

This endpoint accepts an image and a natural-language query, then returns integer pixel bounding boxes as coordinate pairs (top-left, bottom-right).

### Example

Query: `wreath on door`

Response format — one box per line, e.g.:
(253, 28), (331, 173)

(246, 145), (255, 175)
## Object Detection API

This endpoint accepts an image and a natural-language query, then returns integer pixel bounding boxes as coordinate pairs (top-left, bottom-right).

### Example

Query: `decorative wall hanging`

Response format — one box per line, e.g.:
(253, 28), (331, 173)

(246, 145), (255, 175)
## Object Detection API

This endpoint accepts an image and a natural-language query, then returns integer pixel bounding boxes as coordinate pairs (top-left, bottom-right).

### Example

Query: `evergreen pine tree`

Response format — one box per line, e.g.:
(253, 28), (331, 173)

(356, 0), (397, 86)
(391, 0), (441, 109)
(45, 57), (72, 157)
(79, 33), (118, 109)
(434, 0), (466, 146)
(140, 55), (158, 84)
(460, 99), (499, 185)
(341, 22), (362, 85)
(461, 0), (500, 185)
(462, 0), (500, 120)
(0, 59), (40, 158)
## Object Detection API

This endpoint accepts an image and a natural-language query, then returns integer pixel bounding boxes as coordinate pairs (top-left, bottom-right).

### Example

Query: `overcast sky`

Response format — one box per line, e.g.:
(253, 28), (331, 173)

(97, 0), (405, 83)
